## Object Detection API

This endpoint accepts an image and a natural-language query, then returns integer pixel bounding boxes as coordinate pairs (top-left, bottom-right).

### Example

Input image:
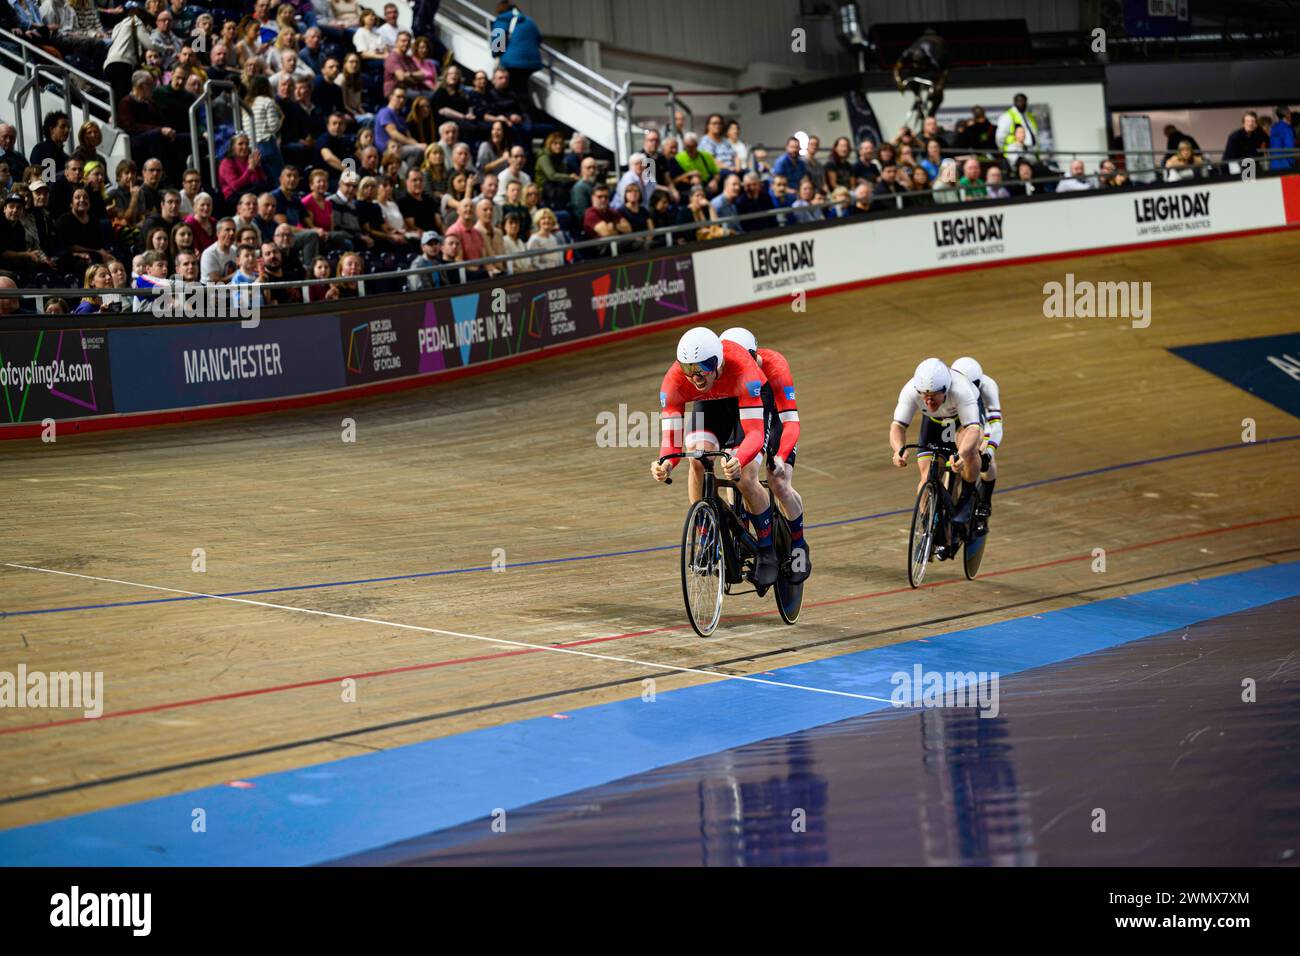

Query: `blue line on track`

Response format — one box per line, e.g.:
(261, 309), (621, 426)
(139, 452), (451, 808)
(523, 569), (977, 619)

(4, 433), (1298, 618)
(3, 560), (1298, 865)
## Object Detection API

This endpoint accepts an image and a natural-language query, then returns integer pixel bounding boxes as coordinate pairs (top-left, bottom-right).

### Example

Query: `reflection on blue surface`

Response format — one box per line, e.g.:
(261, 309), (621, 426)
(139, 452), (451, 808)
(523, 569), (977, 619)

(919, 710), (1036, 866)
(697, 737), (830, 866)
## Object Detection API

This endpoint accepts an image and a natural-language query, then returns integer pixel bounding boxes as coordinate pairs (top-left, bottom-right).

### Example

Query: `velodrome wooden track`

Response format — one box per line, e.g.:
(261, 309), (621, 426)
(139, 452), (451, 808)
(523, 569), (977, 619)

(2, 230), (1298, 831)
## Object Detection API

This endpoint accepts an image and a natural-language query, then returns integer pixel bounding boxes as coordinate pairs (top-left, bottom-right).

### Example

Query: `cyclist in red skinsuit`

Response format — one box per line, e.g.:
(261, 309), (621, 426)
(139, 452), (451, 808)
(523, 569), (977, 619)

(652, 327), (779, 587)
(721, 328), (810, 582)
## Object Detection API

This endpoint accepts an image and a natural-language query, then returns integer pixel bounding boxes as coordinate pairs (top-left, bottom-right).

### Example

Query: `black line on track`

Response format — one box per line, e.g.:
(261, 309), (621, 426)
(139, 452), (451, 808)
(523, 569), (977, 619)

(4, 547), (1298, 808)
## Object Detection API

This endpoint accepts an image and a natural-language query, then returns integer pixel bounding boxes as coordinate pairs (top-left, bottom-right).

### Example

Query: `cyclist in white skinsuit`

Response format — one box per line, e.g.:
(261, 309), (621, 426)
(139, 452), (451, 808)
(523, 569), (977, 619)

(950, 356), (1001, 534)
(889, 358), (984, 551)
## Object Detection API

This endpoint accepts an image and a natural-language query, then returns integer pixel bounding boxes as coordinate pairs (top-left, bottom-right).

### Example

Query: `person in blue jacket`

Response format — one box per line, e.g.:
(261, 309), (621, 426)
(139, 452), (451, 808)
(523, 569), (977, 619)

(491, 2), (544, 101)
(1269, 106), (1295, 171)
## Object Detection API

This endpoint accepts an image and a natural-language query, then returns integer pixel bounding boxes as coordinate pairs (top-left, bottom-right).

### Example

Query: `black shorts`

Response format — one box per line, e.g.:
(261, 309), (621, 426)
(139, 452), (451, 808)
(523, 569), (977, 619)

(686, 397), (744, 451)
(687, 386), (797, 469)
(918, 415), (959, 461)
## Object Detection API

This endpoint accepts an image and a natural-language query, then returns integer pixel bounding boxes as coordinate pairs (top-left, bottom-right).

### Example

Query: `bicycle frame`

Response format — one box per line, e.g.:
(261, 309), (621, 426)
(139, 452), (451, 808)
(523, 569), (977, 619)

(660, 450), (762, 587)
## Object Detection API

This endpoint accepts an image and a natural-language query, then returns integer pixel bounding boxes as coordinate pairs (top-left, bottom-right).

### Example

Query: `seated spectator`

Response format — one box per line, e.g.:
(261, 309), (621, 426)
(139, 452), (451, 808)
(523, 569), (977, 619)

(612, 153), (648, 212)
(72, 120), (109, 175)
(376, 88), (429, 170)
(874, 163), (906, 206)
(386, 31), (435, 97)
(330, 170), (371, 251)
(918, 139), (943, 179)
(906, 166), (933, 205)
(411, 37), (441, 92)
(984, 166), (1010, 199)
(29, 111), (72, 177)
(469, 173), (503, 226)
(49, 157), (86, 222)
(178, 168), (203, 217)
(823, 184), (850, 217)
(1055, 159), (1095, 192)
(407, 230), (445, 290)
(201, 218), (238, 283)
(823, 137), (854, 191)
(772, 136), (808, 190)
(789, 177), (823, 224)
(298, 26), (326, 73)
(683, 186), (726, 242)
(648, 189), (679, 239)
(354, 8), (392, 60)
(421, 144), (451, 202)
(619, 182), (654, 249)
(851, 140), (879, 184)
(377, 2), (402, 45)
(185, 193), (217, 252)
(494, 144), (531, 199)
(406, 96), (439, 152)
(1007, 158), (1040, 196)
(527, 207), (564, 270)
(499, 181), (530, 239)
(172, 248), (201, 288)
(234, 16), (269, 71)
(767, 173), (794, 225)
(170, 221), (196, 260)
(150, 8), (182, 68)
(375, 174), (418, 245)
(282, 76), (327, 169)
(303, 168), (352, 252)
(696, 115), (738, 175)
(0, 125), (27, 183)
(24, 179), (59, 255)
(315, 58), (346, 119)
(133, 251), (173, 311)
(583, 184), (630, 251)
(274, 224), (308, 284)
(724, 121), (750, 174)
(847, 180), (878, 214)
(444, 197), (485, 262)
(399, 166), (441, 234)
(307, 254), (335, 302)
(1002, 124), (1035, 167)
(709, 173), (742, 233)
(501, 212), (528, 269)
(735, 171), (776, 231)
(563, 133), (590, 176)
(1164, 139), (1206, 180)
(1, 192), (54, 281)
(438, 171), (472, 232)
(144, 225), (172, 258)
(228, 243), (262, 310)
(75, 263), (115, 315)
(958, 158), (986, 200)
(678, 132), (722, 194)
(958, 106), (997, 154)
(1222, 111), (1270, 164)
(477, 121), (511, 176)
(521, 182), (543, 228)
(438, 233), (472, 284)
(487, 67), (533, 150)
(449, 142), (477, 183)
(317, 113), (355, 185)
(254, 192), (281, 243)
(256, 240), (300, 305)
(569, 156), (600, 221)
(139, 190), (184, 253)
(527, 131), (575, 208)
(337, 53), (373, 125)
(431, 65), (487, 147)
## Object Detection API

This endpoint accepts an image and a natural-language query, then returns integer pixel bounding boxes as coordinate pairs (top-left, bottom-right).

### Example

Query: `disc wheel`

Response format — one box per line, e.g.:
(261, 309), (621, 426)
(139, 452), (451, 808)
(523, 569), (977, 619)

(773, 513), (804, 625)
(681, 499), (725, 636)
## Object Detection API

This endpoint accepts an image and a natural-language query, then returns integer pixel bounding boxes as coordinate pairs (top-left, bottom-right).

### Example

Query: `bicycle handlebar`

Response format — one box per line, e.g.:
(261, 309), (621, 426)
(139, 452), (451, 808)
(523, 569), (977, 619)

(898, 443), (962, 470)
(656, 450), (734, 486)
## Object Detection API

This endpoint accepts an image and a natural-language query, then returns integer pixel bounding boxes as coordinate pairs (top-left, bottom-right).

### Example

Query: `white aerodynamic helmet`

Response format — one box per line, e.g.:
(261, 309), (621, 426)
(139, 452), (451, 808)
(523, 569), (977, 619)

(913, 357), (951, 394)
(950, 356), (983, 386)
(719, 327), (758, 355)
(677, 327), (725, 373)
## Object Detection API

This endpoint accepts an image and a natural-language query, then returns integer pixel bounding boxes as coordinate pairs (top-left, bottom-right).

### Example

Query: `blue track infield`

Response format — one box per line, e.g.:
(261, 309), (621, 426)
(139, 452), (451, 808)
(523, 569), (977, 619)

(2, 560), (1299, 866)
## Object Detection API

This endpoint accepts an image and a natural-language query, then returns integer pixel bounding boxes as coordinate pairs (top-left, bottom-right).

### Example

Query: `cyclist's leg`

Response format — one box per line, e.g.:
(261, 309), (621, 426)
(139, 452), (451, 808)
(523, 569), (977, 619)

(764, 406), (810, 579)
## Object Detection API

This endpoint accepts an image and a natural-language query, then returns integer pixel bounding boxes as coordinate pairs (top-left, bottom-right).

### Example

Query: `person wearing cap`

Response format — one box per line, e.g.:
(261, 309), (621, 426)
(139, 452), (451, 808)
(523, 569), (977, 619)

(408, 229), (444, 291)
(2, 191), (54, 280)
(23, 180), (59, 255)
(330, 170), (370, 250)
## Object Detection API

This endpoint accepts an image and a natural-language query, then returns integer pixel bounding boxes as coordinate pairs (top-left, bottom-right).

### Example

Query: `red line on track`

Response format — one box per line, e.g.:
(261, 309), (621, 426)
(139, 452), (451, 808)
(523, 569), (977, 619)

(4, 513), (1296, 738)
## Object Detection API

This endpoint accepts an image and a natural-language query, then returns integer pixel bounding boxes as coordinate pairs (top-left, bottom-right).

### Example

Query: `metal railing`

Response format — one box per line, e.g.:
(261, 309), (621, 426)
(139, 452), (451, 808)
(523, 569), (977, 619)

(190, 80), (251, 191)
(611, 82), (694, 169)
(2, 45), (118, 161)
(13, 162), (1291, 318)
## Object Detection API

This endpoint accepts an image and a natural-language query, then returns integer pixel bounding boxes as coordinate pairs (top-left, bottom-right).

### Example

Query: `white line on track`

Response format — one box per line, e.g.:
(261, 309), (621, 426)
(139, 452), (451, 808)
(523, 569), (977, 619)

(3, 562), (892, 703)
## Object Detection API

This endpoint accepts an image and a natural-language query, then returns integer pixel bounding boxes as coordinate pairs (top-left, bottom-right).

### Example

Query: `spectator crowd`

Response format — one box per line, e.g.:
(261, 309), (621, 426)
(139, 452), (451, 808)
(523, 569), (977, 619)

(0, 0), (1296, 316)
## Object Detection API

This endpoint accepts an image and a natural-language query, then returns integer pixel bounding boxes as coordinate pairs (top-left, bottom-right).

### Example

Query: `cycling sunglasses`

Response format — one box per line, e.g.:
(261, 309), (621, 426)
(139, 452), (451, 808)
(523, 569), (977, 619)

(679, 357), (720, 377)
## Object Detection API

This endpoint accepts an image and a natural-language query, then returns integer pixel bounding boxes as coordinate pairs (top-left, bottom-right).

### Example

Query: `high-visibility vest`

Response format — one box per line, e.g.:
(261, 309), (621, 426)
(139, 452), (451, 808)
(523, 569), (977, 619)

(1002, 108), (1039, 152)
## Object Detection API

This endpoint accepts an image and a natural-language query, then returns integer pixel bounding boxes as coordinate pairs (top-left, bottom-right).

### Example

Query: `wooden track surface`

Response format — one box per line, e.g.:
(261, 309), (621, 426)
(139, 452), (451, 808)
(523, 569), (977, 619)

(2, 230), (1298, 830)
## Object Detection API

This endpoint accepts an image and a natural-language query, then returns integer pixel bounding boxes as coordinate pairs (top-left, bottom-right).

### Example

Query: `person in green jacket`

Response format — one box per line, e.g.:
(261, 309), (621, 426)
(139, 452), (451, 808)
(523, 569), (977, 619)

(534, 131), (577, 206)
(676, 132), (721, 194)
